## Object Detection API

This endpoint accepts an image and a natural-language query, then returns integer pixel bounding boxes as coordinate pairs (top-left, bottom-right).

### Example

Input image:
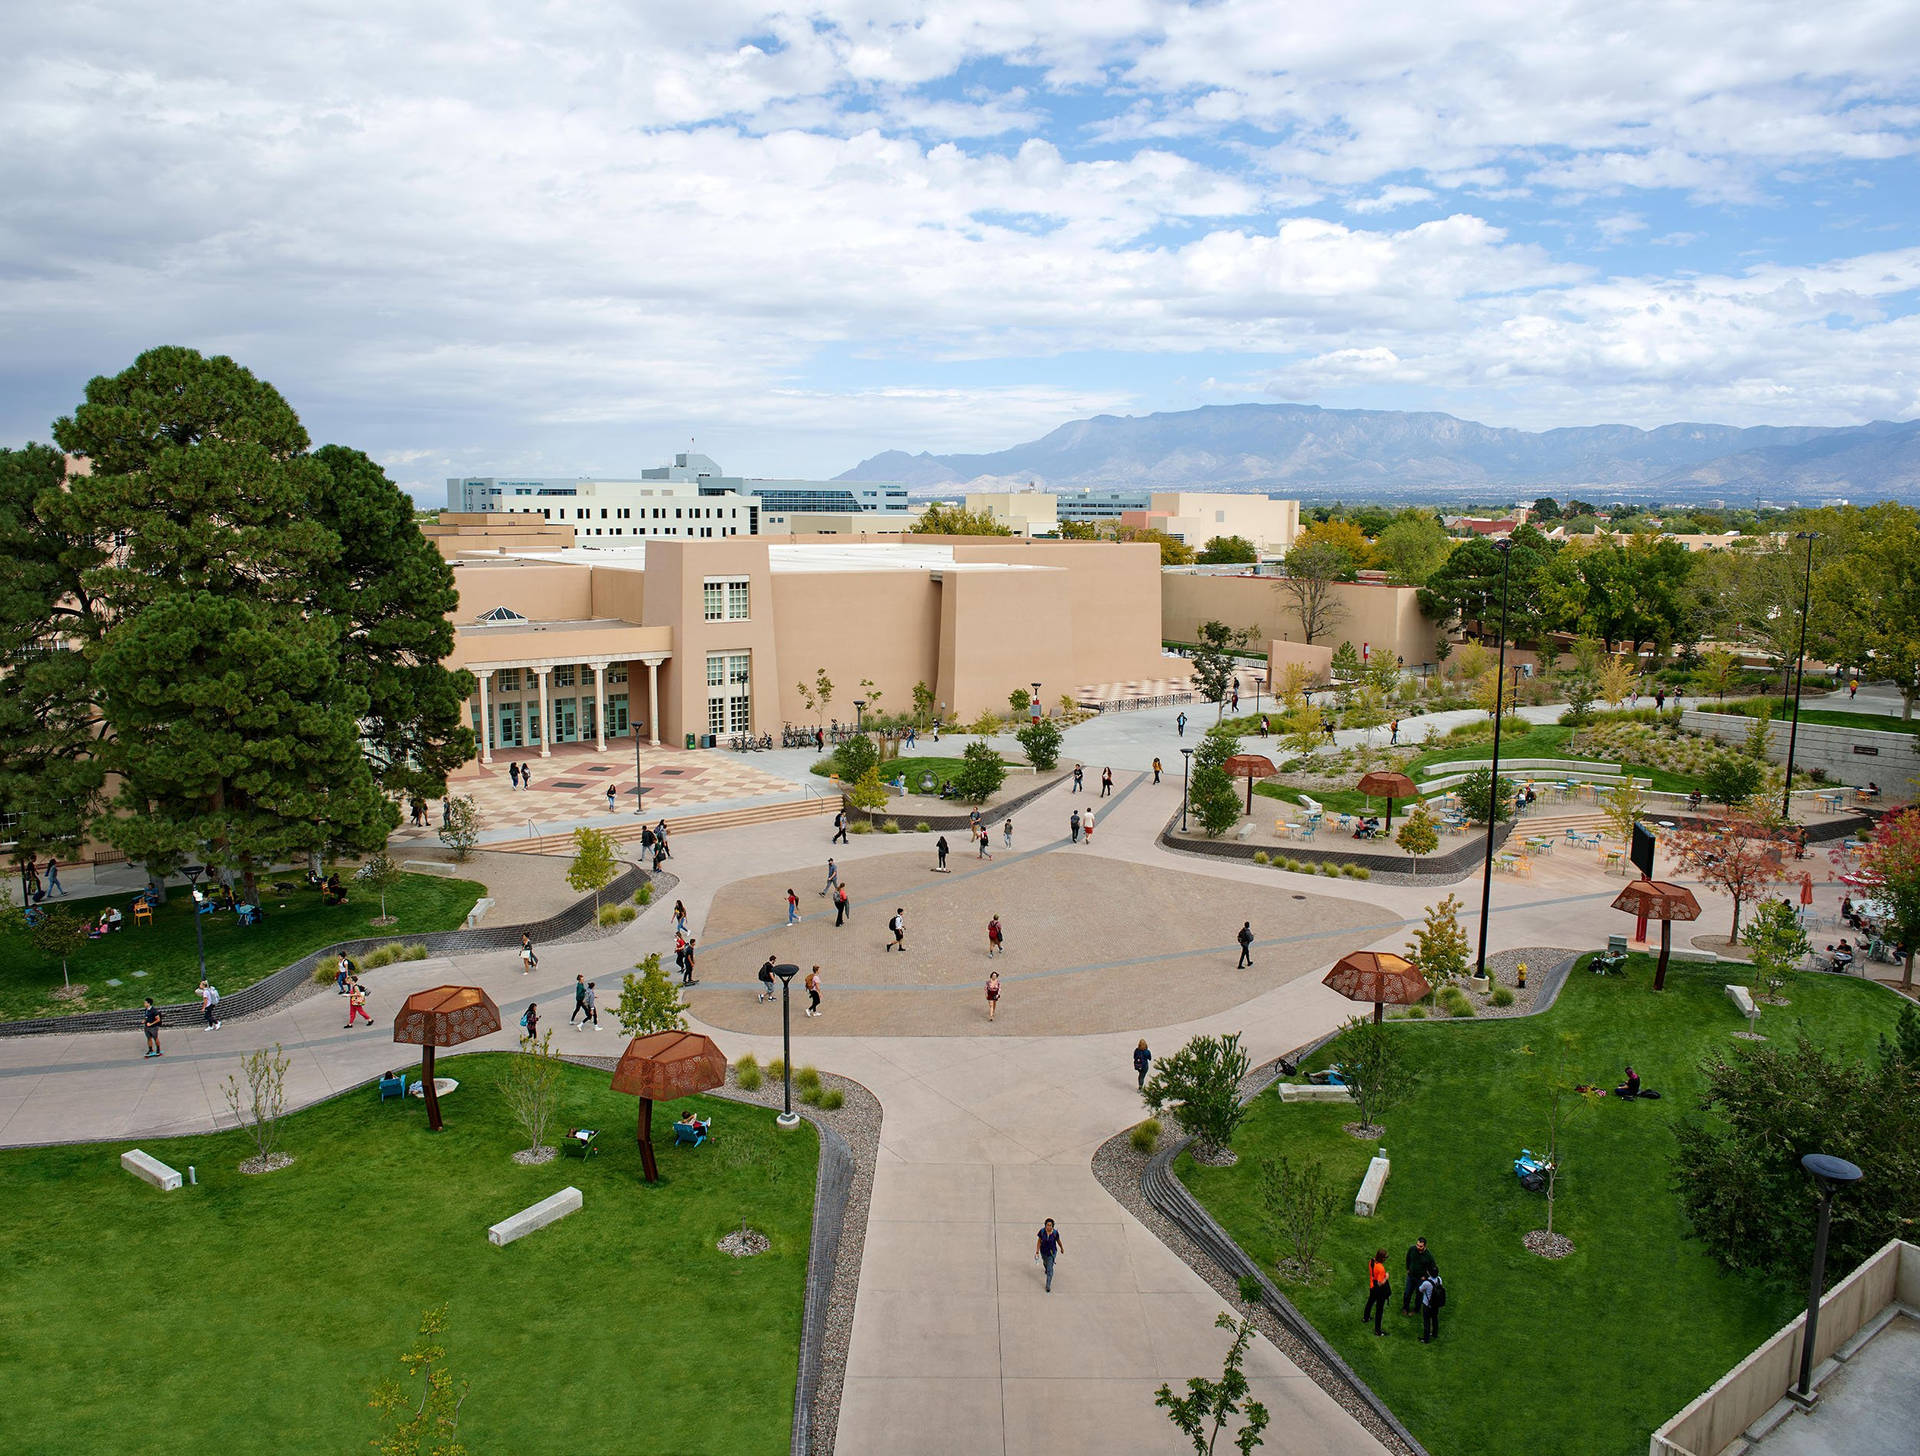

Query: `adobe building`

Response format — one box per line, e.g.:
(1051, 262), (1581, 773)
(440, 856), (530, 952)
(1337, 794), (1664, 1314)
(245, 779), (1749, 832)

(441, 537), (1168, 758)
(1161, 570), (1436, 676)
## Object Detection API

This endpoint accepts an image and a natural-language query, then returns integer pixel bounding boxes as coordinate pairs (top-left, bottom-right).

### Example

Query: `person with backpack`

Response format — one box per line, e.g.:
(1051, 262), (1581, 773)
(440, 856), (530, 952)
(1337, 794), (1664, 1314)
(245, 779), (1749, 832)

(935, 836), (949, 870)
(582, 981), (599, 1029)
(986, 914), (1003, 958)
(1133, 1039), (1152, 1088)
(832, 809), (848, 844)
(1069, 808), (1081, 844)
(757, 957), (777, 1003)
(641, 824), (656, 856)
(198, 979), (221, 1030)
(804, 965), (822, 1018)
(519, 1002), (539, 1043)
(570, 975), (591, 1026)
(1236, 921), (1255, 969)
(346, 977), (373, 1028)
(887, 908), (906, 952)
(1402, 1237), (1438, 1315)
(1362, 1249), (1391, 1335)
(1419, 1268), (1445, 1343)
(834, 883), (851, 927)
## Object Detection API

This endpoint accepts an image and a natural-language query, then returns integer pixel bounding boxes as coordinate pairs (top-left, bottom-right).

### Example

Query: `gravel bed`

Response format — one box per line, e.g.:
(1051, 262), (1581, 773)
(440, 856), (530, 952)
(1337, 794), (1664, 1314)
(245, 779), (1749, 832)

(562, 1051), (878, 1456)
(1392, 944), (1573, 1022)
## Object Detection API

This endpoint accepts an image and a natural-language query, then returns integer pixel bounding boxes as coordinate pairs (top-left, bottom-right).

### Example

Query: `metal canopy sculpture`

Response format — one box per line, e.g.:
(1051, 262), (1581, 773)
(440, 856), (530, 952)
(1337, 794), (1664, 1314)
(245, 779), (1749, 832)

(1356, 770), (1421, 829)
(1223, 753), (1278, 814)
(1323, 950), (1431, 1023)
(1610, 878), (1702, 991)
(610, 1030), (728, 1181)
(393, 985), (502, 1131)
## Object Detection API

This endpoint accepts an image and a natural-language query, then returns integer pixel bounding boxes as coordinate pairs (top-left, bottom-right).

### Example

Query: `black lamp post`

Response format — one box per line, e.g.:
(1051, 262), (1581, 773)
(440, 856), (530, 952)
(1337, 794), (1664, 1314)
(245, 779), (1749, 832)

(773, 962), (801, 1130)
(1475, 540), (1515, 979)
(181, 865), (209, 984)
(1180, 747), (1194, 832)
(631, 729), (646, 815)
(1781, 531), (1820, 821)
(853, 698), (865, 731)
(1793, 1152), (1863, 1406)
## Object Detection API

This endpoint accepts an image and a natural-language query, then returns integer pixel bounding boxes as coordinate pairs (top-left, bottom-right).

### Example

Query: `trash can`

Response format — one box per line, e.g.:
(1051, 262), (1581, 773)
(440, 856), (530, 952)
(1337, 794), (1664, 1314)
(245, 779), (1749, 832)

(701, 733), (717, 749)
(685, 733), (696, 750)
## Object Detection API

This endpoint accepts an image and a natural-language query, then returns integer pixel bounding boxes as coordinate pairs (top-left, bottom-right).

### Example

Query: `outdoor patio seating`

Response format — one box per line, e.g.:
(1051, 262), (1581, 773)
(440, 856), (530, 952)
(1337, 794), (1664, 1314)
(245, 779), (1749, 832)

(672, 1116), (711, 1147)
(378, 1072), (408, 1101)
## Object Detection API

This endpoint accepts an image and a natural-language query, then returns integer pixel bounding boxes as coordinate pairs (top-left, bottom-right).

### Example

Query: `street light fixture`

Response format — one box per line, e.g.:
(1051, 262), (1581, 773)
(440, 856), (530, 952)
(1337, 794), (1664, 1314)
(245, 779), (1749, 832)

(181, 865), (209, 984)
(773, 962), (802, 1130)
(852, 698), (866, 732)
(1781, 531), (1820, 821)
(1792, 1151), (1863, 1407)
(1180, 747), (1194, 832)
(631, 729), (646, 816)
(1475, 540), (1516, 979)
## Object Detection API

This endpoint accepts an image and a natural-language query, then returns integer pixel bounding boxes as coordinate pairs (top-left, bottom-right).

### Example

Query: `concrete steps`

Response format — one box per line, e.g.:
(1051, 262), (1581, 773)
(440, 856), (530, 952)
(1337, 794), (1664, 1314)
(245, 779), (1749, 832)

(493, 794), (842, 856)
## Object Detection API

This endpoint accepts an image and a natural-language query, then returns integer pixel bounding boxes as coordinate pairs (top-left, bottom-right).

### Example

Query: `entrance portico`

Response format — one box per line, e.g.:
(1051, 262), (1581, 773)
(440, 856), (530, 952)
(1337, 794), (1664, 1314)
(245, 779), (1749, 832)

(447, 617), (673, 765)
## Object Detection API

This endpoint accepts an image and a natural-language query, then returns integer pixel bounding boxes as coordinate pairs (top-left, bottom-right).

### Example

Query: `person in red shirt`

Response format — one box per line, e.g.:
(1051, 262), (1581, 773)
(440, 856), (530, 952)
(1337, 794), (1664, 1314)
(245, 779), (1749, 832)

(1362, 1249), (1391, 1335)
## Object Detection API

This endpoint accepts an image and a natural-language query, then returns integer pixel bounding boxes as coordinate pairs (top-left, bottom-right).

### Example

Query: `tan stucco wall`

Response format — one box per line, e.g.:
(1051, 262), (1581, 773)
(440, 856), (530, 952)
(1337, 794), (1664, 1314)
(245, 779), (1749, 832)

(947, 540), (1165, 687)
(936, 568), (1076, 722)
(1163, 574), (1436, 668)
(770, 570), (944, 726)
(446, 623), (670, 672)
(588, 565), (646, 622)
(425, 516), (576, 558)
(641, 539), (780, 747)
(451, 560), (595, 621)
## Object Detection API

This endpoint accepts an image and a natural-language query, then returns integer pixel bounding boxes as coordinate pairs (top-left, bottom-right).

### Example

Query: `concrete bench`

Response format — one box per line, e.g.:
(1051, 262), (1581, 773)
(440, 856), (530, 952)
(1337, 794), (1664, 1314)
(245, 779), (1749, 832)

(465, 897), (496, 928)
(1670, 947), (1718, 964)
(1279, 1082), (1355, 1103)
(1235, 822), (1257, 841)
(488, 1186), (583, 1247)
(1355, 1152), (1390, 1217)
(121, 1149), (183, 1191)
(1726, 984), (1756, 1018)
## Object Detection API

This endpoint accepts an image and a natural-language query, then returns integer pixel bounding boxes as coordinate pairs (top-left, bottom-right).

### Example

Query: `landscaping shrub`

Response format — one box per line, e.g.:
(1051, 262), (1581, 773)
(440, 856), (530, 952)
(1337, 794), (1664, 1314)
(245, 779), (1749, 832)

(799, 1085), (823, 1106)
(848, 821), (874, 834)
(767, 1058), (784, 1078)
(914, 821), (932, 832)
(1404, 1005), (1427, 1019)
(598, 904), (636, 926)
(1131, 1117), (1161, 1153)
(1439, 984), (1476, 1017)
(634, 882), (653, 906)
(880, 820), (901, 833)
(1252, 851), (1270, 865)
(1343, 863), (1370, 879)
(360, 942), (429, 970)
(794, 1065), (822, 1092)
(1491, 985), (1516, 1007)
(816, 1088), (844, 1111)
(735, 1059), (763, 1091)
(1142, 1032), (1252, 1159)
(1317, 861), (1337, 876)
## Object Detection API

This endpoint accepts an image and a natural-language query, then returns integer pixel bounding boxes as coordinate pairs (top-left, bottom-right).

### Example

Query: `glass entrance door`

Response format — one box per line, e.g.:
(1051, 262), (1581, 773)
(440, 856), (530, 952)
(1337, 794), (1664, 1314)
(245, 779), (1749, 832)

(496, 701), (523, 747)
(554, 698), (578, 743)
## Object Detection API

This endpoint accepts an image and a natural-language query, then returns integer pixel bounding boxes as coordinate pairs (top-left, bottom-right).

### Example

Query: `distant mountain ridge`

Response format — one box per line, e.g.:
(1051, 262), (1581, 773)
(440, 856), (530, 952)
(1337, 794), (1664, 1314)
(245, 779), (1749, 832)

(839, 403), (1920, 500)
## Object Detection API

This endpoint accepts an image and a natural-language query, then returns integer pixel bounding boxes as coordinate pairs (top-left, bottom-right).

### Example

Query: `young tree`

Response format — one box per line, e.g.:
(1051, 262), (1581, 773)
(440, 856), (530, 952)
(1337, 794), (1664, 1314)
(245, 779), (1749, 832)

(25, 903), (87, 988)
(222, 1043), (292, 1170)
(1007, 687), (1030, 716)
(498, 1030), (563, 1157)
(1741, 896), (1810, 1004)
(834, 730), (878, 782)
(1275, 540), (1353, 645)
(1672, 815), (1788, 939)
(1155, 1313), (1271, 1456)
(1323, 1016), (1417, 1136)
(1405, 894), (1469, 985)
(1701, 753), (1763, 808)
(952, 740), (1008, 804)
(1692, 647), (1743, 703)
(848, 765), (890, 812)
(1259, 1154), (1341, 1282)
(437, 796), (482, 863)
(910, 679), (933, 725)
(1535, 1070), (1600, 1245)
(1597, 653), (1638, 708)
(369, 1304), (470, 1456)
(616, 953), (687, 1036)
(1189, 620), (1258, 719)
(1599, 779), (1648, 846)
(1189, 723), (1245, 837)
(1327, 641), (1362, 702)
(1273, 661), (1317, 709)
(356, 849), (403, 926)
(1395, 807), (1440, 864)
(1014, 715), (1063, 771)
(965, 707), (1002, 738)
(565, 826), (619, 912)
(1141, 1031), (1252, 1161)
(1558, 636), (1605, 723)
(1282, 700), (1322, 760)
(909, 503), (1014, 536)
(1197, 535), (1259, 564)
(857, 677), (883, 717)
(1347, 684), (1388, 744)
(1457, 768), (1515, 826)
(1849, 809), (1920, 991)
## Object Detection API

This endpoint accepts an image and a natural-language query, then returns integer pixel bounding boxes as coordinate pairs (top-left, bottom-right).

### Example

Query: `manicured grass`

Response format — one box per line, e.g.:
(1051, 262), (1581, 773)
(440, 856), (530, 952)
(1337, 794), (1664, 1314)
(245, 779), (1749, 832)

(0, 1055), (816, 1455)
(1713, 698), (1920, 737)
(1254, 783), (1408, 818)
(1408, 724), (1713, 795)
(0, 869), (485, 1021)
(1178, 957), (1907, 1456)
(812, 754), (970, 791)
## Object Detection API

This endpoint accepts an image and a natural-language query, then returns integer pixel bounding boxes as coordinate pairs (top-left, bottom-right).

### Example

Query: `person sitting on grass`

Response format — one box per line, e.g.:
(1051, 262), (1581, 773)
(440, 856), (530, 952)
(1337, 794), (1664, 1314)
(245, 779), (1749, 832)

(1613, 1064), (1640, 1100)
(322, 873), (347, 906)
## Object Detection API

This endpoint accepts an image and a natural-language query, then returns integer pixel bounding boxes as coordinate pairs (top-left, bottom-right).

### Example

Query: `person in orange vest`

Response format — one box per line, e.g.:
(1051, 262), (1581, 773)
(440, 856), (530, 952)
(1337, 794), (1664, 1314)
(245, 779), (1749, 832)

(1362, 1248), (1391, 1335)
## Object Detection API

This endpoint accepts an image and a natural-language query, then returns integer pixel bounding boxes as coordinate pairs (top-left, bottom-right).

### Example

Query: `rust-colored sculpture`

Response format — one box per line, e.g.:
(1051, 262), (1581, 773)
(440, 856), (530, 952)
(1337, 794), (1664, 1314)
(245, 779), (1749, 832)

(1610, 879), (1702, 991)
(1356, 770), (1421, 829)
(393, 985), (502, 1131)
(1223, 753), (1278, 814)
(1323, 950), (1432, 1023)
(610, 1031), (728, 1181)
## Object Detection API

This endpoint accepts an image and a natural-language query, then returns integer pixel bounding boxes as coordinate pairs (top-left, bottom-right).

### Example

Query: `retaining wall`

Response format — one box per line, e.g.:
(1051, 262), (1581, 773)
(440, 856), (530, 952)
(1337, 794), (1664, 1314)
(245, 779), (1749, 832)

(1683, 709), (1919, 793)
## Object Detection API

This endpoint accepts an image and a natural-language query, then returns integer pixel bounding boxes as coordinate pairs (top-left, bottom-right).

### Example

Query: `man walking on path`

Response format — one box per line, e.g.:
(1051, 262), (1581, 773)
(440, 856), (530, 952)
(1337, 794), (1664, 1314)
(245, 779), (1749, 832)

(1133, 1039), (1152, 1088)
(1363, 1249), (1391, 1335)
(1177, 711), (1187, 738)
(1236, 921), (1254, 968)
(654, 820), (671, 858)
(832, 809), (848, 844)
(1035, 1219), (1064, 1293)
(1389, 719), (1399, 745)
(680, 938), (698, 987)
(198, 979), (221, 1030)
(570, 975), (591, 1026)
(509, 762), (521, 790)
(834, 884), (851, 927)
(987, 915), (1004, 958)
(1069, 808), (1081, 844)
(1072, 764), (1084, 793)
(1402, 1237), (1438, 1315)
(1100, 767), (1113, 798)
(935, 836), (949, 870)
(1082, 810), (1094, 845)
(821, 858), (839, 897)
(758, 956), (778, 1002)
(583, 981), (598, 1029)
(1003, 817), (1013, 849)
(804, 965), (822, 1017)
(141, 998), (163, 1058)
(346, 978), (373, 1028)
(787, 888), (800, 926)
(1152, 757), (1162, 784)
(976, 829), (992, 860)
(887, 907), (906, 952)
(1419, 1270), (1444, 1343)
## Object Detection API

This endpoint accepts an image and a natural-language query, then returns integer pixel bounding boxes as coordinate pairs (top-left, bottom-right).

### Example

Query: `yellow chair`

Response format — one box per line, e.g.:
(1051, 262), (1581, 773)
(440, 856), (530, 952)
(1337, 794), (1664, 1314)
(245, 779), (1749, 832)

(133, 902), (153, 927)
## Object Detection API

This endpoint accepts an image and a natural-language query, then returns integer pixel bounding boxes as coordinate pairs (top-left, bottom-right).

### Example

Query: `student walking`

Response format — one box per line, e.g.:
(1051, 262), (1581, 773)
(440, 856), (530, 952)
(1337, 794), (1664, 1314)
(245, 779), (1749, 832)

(583, 981), (599, 1028)
(519, 1002), (539, 1043)
(1362, 1250), (1391, 1335)
(1389, 719), (1399, 745)
(1152, 756), (1162, 784)
(1176, 711), (1187, 738)
(887, 908), (906, 952)
(832, 809), (848, 844)
(804, 965), (822, 1018)
(198, 979), (221, 1030)
(821, 859), (839, 897)
(1072, 764), (1084, 793)
(520, 938), (536, 975)
(1236, 921), (1254, 968)
(346, 978), (373, 1028)
(509, 761), (521, 790)
(1035, 1219), (1064, 1292)
(1069, 808), (1081, 844)
(976, 829), (992, 860)
(44, 857), (62, 896)
(787, 888), (800, 926)
(1100, 767), (1113, 798)
(1133, 1039), (1152, 1088)
(336, 952), (353, 995)
(672, 899), (688, 936)
(1003, 817), (1014, 848)
(985, 970), (1001, 1021)
(1419, 1271), (1445, 1343)
(141, 998), (163, 1058)
(936, 835), (950, 870)
(681, 938), (697, 986)
(570, 975), (591, 1025)
(758, 957), (778, 1002)
(1402, 1237), (1438, 1315)
(987, 914), (1003, 958)
(605, 784), (617, 813)
(1082, 810), (1094, 845)
(834, 884), (850, 926)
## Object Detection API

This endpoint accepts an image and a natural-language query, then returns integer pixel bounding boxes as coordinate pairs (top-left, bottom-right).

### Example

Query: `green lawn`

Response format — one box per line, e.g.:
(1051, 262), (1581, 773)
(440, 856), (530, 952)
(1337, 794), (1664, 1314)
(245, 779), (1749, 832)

(1, 868), (484, 1021)
(1712, 698), (1920, 737)
(0, 1055), (816, 1455)
(1178, 956), (1907, 1456)
(1254, 783), (1403, 818)
(1407, 724), (1713, 795)
(813, 754), (970, 791)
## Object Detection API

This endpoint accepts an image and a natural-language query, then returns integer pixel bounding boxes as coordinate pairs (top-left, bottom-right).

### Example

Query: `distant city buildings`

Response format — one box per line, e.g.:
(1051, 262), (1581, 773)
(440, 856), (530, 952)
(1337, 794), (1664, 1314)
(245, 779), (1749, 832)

(965, 489), (1300, 553)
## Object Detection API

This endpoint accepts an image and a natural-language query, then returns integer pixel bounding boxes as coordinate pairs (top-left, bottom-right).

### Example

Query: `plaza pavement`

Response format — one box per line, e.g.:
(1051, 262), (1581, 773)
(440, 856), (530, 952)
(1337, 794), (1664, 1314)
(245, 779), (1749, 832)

(0, 710), (1795, 1456)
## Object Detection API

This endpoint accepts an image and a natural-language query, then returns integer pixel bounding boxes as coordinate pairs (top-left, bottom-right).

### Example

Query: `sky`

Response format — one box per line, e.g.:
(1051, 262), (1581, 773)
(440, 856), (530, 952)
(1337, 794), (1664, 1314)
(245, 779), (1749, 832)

(3, 1), (1918, 501)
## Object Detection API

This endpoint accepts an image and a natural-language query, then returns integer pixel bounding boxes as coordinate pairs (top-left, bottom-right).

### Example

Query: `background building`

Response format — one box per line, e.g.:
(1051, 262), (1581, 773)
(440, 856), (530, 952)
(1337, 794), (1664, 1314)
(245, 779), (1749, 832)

(1161, 571), (1434, 673)
(1055, 490), (1300, 554)
(965, 491), (1060, 536)
(644, 452), (910, 522)
(445, 477), (756, 540)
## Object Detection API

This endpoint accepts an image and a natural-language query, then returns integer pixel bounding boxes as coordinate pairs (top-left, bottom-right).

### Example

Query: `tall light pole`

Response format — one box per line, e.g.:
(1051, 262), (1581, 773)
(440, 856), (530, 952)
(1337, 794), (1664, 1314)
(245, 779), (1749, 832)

(1792, 1152), (1863, 1407)
(1781, 531), (1820, 821)
(1180, 747), (1194, 832)
(1475, 540), (1515, 979)
(773, 962), (801, 1130)
(632, 728), (646, 815)
(182, 864), (209, 984)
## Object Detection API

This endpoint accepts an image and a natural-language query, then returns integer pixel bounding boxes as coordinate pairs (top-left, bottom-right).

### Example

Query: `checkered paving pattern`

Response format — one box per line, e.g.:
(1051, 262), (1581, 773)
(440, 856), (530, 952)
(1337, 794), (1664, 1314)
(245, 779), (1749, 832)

(394, 742), (802, 839)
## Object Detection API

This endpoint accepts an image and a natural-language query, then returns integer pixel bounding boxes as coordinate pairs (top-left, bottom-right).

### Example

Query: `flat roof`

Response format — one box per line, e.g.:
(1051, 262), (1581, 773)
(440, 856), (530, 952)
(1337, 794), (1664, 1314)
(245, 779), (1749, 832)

(455, 617), (636, 635)
(497, 544), (1050, 574)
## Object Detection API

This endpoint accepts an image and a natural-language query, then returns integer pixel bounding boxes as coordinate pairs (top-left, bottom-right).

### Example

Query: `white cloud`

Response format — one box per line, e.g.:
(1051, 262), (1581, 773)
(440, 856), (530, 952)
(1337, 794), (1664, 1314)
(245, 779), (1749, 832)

(1348, 185), (1437, 214)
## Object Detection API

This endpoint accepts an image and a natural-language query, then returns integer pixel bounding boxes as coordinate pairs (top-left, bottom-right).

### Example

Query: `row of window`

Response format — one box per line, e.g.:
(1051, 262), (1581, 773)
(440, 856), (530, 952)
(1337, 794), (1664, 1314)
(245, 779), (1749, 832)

(474, 694), (633, 748)
(509, 505), (740, 521)
(486, 662), (629, 693)
(702, 577), (750, 622)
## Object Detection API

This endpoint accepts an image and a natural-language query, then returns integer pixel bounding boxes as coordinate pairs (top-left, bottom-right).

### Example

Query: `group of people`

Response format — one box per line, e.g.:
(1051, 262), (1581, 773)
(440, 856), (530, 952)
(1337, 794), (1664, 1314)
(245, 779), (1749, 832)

(504, 761), (536, 790)
(15, 851), (63, 902)
(753, 957), (824, 1015)
(1363, 1237), (1447, 1342)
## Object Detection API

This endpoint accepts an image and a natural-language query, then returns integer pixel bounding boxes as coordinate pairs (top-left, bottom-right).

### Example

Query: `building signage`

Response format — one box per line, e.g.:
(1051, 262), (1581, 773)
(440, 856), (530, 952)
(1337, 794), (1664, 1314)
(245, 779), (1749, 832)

(1852, 745), (1879, 756)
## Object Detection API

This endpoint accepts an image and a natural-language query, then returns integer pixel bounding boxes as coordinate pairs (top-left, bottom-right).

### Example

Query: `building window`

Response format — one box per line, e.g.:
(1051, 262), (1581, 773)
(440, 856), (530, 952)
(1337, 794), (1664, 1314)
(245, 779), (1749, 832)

(706, 651), (750, 733)
(609, 662), (628, 684)
(553, 664), (575, 688)
(497, 668), (520, 692)
(703, 577), (749, 621)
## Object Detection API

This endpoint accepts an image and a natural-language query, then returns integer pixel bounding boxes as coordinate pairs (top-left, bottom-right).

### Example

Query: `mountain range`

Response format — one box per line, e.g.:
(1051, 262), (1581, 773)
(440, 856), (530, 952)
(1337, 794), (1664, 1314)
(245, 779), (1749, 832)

(839, 403), (1920, 502)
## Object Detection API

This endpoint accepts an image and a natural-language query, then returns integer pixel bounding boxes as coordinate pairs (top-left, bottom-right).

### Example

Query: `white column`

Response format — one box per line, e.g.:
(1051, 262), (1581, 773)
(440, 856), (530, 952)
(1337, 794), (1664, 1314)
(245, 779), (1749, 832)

(477, 670), (493, 764)
(536, 667), (552, 758)
(593, 664), (607, 752)
(647, 659), (662, 747)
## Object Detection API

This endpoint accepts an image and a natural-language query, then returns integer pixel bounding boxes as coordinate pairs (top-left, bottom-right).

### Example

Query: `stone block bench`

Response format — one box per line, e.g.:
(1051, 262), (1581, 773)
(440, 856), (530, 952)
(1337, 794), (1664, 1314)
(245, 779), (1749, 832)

(488, 1186), (583, 1247)
(121, 1149), (183, 1191)
(1726, 984), (1756, 1018)
(1279, 1082), (1355, 1103)
(1355, 1152), (1391, 1217)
